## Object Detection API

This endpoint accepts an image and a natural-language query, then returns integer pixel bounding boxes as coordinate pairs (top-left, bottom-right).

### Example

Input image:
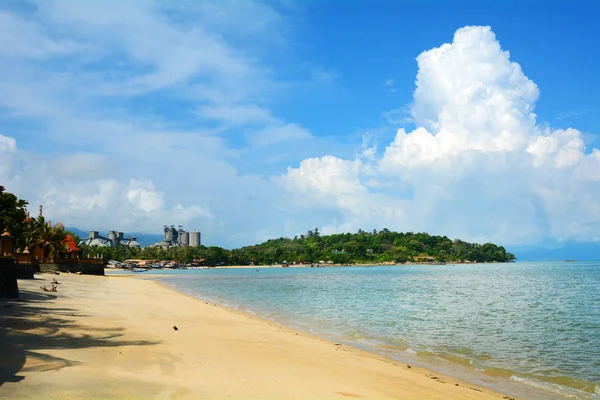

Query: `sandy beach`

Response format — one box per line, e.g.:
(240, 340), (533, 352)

(1, 274), (515, 400)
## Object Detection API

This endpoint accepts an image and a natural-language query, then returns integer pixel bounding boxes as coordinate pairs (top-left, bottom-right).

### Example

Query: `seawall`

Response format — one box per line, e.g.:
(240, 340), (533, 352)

(39, 262), (105, 276)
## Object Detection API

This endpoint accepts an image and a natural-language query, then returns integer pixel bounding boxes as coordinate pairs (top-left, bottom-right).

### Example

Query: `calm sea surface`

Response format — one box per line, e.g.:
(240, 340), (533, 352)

(120, 262), (600, 399)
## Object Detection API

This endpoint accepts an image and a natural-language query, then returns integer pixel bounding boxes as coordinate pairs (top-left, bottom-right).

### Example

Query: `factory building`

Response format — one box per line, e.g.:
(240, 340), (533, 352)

(152, 225), (201, 248)
(189, 231), (201, 247)
(82, 231), (141, 248)
(180, 231), (189, 246)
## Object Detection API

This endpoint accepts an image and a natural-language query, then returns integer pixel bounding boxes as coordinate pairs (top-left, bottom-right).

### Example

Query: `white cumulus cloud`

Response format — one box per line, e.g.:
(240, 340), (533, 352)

(126, 180), (165, 213)
(0, 1), (329, 247)
(280, 26), (600, 245)
(0, 134), (16, 152)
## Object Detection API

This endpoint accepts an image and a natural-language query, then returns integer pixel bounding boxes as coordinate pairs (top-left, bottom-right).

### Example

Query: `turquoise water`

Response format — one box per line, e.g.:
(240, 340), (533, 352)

(126, 262), (600, 399)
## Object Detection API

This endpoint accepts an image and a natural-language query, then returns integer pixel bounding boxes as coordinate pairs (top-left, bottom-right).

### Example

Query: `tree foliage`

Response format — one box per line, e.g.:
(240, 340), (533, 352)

(1, 187), (68, 257)
(21, 216), (67, 258)
(0, 185), (28, 247)
(1, 187), (515, 265)
(81, 228), (515, 265)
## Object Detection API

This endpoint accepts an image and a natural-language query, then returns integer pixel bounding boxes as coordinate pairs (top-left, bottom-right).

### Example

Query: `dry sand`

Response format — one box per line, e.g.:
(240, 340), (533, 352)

(0, 274), (516, 400)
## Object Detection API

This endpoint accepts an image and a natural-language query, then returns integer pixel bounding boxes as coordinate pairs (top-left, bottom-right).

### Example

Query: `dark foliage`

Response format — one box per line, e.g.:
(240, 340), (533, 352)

(0, 186), (28, 248)
(82, 228), (515, 265)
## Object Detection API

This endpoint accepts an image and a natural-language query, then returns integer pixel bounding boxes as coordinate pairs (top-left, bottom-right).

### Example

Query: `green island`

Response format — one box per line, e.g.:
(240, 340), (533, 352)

(80, 228), (515, 266)
(1, 187), (515, 266)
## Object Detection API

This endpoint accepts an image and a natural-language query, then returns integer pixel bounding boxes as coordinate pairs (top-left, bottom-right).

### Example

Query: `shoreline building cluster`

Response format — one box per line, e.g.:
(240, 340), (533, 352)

(82, 231), (141, 248)
(152, 225), (201, 248)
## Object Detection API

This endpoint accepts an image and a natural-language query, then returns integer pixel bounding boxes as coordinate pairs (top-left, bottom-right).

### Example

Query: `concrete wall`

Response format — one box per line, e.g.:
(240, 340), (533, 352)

(0, 257), (19, 298)
(39, 263), (105, 276)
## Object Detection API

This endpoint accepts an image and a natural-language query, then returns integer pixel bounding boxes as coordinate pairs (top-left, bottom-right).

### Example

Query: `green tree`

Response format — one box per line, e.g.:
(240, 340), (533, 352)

(73, 226), (515, 265)
(0, 186), (28, 249)
(24, 216), (66, 259)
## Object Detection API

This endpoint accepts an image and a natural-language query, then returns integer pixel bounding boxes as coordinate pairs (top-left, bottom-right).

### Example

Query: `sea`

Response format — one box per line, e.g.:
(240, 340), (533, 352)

(112, 261), (600, 399)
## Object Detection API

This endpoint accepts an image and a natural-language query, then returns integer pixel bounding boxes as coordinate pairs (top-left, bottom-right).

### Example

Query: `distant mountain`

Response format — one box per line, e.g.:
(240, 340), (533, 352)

(66, 227), (162, 247)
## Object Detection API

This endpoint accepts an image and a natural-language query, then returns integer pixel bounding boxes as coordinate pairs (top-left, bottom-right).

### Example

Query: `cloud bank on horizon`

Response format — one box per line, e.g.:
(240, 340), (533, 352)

(0, 1), (598, 248)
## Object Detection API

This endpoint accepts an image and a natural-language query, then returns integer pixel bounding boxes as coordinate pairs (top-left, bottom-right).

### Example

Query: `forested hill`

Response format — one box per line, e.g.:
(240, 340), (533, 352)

(78, 228), (515, 265)
(0, 186), (514, 265)
(238, 229), (515, 265)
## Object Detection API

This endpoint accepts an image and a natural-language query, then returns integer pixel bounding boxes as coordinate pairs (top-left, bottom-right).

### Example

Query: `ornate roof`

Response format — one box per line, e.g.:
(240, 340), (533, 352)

(63, 235), (81, 252)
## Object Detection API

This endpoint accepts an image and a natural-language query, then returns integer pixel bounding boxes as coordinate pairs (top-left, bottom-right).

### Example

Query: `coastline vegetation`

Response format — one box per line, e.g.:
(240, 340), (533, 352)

(80, 228), (515, 265)
(1, 186), (67, 258)
(1, 187), (515, 265)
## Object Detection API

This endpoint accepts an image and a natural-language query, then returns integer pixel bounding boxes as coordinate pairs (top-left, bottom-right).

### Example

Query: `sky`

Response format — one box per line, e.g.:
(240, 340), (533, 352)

(1, 0), (599, 252)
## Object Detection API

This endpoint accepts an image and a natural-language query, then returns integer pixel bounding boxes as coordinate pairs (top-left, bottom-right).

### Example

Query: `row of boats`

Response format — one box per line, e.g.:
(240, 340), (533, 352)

(107, 260), (206, 272)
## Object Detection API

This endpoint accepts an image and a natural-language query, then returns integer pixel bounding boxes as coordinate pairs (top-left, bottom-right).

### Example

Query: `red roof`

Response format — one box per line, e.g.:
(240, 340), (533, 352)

(63, 235), (81, 252)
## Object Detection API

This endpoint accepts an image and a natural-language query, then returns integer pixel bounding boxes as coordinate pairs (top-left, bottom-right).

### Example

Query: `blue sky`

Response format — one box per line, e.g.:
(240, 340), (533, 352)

(277, 1), (600, 146)
(1, 0), (599, 255)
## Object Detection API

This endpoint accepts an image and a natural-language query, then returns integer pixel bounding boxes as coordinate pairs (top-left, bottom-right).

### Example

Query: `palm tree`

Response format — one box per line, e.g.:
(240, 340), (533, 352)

(24, 216), (66, 260)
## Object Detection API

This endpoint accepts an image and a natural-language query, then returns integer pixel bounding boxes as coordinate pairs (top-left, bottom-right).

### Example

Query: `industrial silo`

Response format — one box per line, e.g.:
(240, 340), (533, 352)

(108, 231), (117, 247)
(189, 231), (201, 247)
(164, 226), (173, 243)
(179, 231), (189, 246)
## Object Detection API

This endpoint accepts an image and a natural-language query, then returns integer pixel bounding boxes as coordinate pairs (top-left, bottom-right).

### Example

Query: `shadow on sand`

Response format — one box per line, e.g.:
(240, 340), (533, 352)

(0, 289), (160, 387)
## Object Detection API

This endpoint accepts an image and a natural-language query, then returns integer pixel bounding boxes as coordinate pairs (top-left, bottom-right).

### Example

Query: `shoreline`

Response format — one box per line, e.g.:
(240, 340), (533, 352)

(148, 272), (568, 400)
(1, 273), (548, 399)
(107, 261), (518, 272)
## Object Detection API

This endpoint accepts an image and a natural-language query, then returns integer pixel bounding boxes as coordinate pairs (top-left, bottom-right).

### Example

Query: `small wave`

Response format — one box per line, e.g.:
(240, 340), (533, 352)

(436, 352), (476, 368)
(483, 366), (514, 379)
(405, 348), (417, 355)
(373, 337), (409, 351)
(343, 329), (367, 340)
(510, 375), (599, 400)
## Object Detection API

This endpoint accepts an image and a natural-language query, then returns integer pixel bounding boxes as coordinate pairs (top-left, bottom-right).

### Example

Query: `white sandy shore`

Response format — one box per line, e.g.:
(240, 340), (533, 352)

(0, 273), (518, 400)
